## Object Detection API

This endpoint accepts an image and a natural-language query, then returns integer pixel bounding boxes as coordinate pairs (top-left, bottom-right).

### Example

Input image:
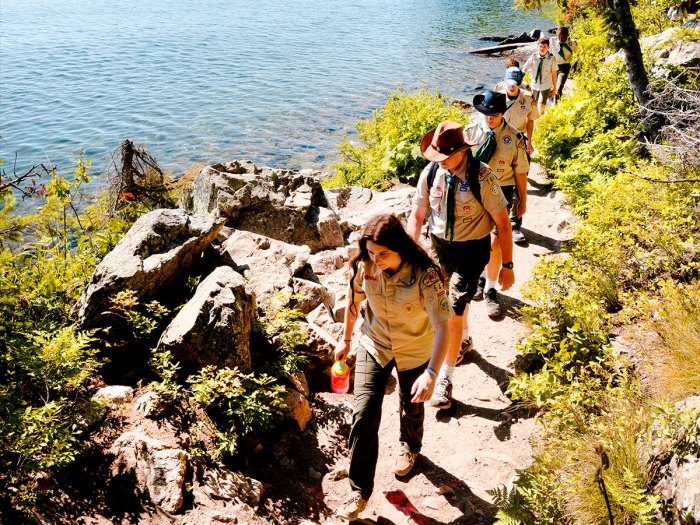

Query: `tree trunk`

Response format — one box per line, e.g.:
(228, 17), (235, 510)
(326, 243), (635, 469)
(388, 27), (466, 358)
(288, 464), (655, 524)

(605, 0), (664, 137)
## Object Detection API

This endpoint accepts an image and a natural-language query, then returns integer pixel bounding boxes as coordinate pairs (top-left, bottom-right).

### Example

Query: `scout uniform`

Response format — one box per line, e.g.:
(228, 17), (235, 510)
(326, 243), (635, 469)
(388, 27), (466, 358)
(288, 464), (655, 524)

(523, 51), (558, 102)
(550, 36), (579, 100)
(413, 158), (507, 242)
(498, 87), (539, 135)
(347, 258), (451, 501)
(463, 120), (529, 188)
(352, 260), (452, 370)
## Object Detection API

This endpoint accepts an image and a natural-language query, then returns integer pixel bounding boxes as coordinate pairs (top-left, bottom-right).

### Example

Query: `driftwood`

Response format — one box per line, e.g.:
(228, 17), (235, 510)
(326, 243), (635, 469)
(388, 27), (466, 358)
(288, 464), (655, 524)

(468, 42), (535, 55)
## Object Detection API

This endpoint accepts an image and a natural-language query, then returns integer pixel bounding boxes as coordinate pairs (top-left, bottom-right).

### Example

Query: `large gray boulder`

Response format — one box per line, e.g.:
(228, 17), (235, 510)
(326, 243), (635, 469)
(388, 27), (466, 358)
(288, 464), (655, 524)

(74, 209), (224, 329)
(324, 185), (415, 235)
(157, 266), (255, 373)
(111, 430), (187, 514)
(189, 160), (343, 252)
(220, 229), (313, 309)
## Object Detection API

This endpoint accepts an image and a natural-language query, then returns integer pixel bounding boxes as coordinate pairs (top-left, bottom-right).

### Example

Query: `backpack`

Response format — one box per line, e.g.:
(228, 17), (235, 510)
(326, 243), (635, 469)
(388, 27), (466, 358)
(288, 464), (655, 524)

(425, 151), (483, 206)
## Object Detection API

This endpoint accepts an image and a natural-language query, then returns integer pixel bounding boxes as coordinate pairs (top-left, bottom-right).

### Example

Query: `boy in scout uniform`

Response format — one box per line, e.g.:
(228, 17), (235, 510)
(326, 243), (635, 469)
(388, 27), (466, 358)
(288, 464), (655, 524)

(463, 90), (529, 318)
(496, 66), (539, 244)
(549, 26), (579, 102)
(406, 121), (515, 409)
(523, 36), (558, 115)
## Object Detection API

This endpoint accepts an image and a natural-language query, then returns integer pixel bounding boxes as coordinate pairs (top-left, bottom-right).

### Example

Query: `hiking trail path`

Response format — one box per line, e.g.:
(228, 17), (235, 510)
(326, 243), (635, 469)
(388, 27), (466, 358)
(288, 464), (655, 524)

(305, 163), (572, 525)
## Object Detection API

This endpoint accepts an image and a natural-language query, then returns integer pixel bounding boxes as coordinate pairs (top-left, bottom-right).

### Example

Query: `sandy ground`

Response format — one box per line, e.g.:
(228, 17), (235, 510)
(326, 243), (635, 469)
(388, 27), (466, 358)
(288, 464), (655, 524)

(311, 163), (573, 525)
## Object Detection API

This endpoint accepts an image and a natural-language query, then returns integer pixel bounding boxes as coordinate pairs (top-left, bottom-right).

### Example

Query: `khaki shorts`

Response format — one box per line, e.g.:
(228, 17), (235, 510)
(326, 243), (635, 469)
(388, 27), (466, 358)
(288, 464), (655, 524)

(532, 87), (552, 105)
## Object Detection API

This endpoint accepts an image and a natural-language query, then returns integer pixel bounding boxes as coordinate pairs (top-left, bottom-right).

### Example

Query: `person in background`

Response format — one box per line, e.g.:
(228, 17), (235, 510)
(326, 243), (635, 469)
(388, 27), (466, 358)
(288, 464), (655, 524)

(667, 3), (688, 22)
(549, 26), (579, 102)
(463, 91), (528, 318)
(406, 121), (514, 410)
(523, 36), (558, 115)
(335, 214), (450, 521)
(496, 65), (539, 244)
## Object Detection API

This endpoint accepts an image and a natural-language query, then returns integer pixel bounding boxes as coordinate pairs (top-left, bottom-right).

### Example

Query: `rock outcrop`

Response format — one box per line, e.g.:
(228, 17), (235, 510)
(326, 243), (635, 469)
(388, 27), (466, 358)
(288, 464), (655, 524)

(74, 209), (225, 329)
(157, 265), (255, 373)
(189, 161), (344, 252)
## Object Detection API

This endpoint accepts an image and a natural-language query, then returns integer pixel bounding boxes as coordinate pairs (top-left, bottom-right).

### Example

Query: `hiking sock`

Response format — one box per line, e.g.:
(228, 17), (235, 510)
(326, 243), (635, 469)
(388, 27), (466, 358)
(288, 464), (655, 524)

(462, 329), (470, 342)
(485, 279), (497, 293)
(439, 365), (455, 381)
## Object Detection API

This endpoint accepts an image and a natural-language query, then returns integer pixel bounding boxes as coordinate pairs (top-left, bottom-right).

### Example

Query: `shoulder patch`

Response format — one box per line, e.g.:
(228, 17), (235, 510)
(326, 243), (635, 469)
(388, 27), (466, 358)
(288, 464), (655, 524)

(422, 269), (440, 288)
(478, 167), (490, 181)
(492, 183), (501, 196)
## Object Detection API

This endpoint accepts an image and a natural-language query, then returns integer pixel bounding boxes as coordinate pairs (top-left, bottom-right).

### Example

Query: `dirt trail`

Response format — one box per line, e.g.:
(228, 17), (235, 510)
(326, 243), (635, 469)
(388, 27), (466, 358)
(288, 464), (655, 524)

(310, 163), (572, 525)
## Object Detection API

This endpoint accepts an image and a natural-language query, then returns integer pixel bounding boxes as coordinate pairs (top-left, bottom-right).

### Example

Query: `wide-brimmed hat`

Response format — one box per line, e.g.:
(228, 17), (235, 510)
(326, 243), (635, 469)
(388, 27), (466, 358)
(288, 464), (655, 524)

(420, 121), (471, 162)
(473, 90), (508, 116)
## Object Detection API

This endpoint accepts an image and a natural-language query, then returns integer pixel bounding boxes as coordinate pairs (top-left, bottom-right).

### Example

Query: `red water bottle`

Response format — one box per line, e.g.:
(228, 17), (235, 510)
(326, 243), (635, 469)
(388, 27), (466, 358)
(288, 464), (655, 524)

(331, 361), (350, 394)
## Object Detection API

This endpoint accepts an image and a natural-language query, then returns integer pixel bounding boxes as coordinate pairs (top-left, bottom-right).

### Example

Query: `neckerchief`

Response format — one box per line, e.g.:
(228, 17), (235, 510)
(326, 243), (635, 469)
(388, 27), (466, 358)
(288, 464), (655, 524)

(474, 119), (504, 163)
(444, 174), (457, 241)
(558, 41), (572, 60)
(535, 54), (546, 84)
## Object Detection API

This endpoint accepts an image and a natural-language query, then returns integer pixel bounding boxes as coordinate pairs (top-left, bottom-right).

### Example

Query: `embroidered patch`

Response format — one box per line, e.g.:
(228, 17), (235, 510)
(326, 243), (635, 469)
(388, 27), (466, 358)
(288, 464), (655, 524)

(497, 169), (505, 172)
(459, 179), (469, 192)
(422, 270), (440, 287)
(499, 160), (506, 165)
(502, 135), (512, 144)
(462, 217), (473, 223)
(462, 204), (471, 213)
(365, 275), (377, 281)
(478, 167), (490, 181)
(437, 289), (446, 297)
(492, 183), (501, 195)
(439, 296), (450, 313)
(404, 303), (416, 314)
(520, 105), (526, 110)
(430, 188), (443, 198)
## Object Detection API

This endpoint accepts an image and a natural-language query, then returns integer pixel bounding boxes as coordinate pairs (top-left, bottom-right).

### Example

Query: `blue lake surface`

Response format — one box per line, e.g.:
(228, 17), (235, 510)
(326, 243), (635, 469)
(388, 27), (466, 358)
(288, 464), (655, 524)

(1, 0), (552, 179)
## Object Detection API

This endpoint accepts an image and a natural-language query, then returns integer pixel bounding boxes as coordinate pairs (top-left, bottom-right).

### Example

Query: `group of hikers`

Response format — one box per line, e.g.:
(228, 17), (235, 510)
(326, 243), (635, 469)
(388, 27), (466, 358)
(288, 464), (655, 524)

(333, 27), (578, 521)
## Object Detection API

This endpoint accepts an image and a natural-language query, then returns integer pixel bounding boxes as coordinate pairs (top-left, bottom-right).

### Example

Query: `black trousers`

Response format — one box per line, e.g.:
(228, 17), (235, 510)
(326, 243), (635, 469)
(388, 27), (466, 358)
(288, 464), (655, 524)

(556, 63), (572, 99)
(348, 344), (427, 499)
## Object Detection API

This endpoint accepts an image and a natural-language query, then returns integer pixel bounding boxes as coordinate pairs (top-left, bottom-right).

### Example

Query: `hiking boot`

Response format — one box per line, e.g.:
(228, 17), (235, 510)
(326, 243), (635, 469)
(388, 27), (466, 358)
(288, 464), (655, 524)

(473, 276), (486, 301)
(336, 491), (368, 521)
(455, 336), (474, 365)
(512, 228), (526, 244)
(429, 376), (452, 409)
(485, 288), (501, 318)
(394, 442), (418, 477)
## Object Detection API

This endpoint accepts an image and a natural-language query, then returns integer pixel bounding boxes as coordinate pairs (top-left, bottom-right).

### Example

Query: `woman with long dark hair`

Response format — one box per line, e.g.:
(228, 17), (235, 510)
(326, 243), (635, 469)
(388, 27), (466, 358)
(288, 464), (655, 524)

(335, 214), (451, 521)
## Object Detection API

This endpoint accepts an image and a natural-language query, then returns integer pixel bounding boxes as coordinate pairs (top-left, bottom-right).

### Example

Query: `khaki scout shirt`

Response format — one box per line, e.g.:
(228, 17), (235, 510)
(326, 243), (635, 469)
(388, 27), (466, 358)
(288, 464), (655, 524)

(549, 37), (578, 65)
(463, 120), (529, 187)
(413, 156), (507, 242)
(496, 87), (539, 134)
(523, 52), (558, 91)
(351, 260), (452, 371)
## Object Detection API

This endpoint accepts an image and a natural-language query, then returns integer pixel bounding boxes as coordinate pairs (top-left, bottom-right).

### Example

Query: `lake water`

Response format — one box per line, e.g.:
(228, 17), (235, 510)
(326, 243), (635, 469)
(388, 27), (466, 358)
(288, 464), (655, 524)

(1, 0), (551, 179)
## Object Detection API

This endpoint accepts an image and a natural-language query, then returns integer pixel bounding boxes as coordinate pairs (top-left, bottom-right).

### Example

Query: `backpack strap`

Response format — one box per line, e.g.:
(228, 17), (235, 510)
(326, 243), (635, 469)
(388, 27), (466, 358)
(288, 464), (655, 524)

(426, 161), (440, 190)
(466, 150), (483, 206)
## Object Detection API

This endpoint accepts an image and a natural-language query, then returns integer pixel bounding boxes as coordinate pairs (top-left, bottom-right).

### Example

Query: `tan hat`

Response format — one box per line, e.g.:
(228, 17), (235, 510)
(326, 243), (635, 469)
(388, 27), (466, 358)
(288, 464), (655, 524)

(420, 121), (471, 162)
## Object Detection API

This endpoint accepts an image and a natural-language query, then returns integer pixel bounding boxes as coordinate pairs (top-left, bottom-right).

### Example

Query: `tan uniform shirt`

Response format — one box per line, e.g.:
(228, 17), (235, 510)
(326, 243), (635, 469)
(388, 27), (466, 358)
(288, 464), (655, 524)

(463, 120), (529, 187)
(351, 260), (452, 371)
(413, 156), (507, 241)
(523, 52), (558, 91)
(496, 87), (539, 134)
(549, 38), (579, 65)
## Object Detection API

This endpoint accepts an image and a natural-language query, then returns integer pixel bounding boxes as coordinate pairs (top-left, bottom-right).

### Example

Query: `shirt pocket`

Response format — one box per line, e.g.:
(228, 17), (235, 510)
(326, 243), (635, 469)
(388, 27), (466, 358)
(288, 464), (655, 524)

(454, 191), (478, 218)
(364, 281), (383, 296)
(394, 285), (422, 315)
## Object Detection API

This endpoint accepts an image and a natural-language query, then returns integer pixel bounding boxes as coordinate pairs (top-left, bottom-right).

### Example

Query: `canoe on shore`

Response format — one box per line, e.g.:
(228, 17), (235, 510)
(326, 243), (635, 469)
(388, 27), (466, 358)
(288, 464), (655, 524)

(468, 41), (535, 54)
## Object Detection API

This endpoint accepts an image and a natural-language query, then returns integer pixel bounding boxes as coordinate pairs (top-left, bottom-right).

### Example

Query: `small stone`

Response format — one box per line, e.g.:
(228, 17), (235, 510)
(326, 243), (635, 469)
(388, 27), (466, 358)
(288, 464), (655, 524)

(327, 466), (348, 481)
(212, 513), (237, 523)
(279, 456), (290, 467)
(436, 485), (456, 498)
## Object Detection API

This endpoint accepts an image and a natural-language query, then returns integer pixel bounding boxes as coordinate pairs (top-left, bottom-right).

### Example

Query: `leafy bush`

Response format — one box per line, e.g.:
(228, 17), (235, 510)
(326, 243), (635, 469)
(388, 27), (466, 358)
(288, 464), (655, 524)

(325, 89), (469, 190)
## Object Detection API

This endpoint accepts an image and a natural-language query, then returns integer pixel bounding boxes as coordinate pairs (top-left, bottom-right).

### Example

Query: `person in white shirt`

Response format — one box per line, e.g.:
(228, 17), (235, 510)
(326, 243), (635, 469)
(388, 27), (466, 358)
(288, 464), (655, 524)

(523, 36), (558, 115)
(549, 26), (579, 102)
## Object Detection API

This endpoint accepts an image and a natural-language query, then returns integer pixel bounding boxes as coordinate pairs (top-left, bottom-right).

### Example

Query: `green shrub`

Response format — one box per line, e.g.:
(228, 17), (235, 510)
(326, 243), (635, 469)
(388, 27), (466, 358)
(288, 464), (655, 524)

(325, 89), (469, 190)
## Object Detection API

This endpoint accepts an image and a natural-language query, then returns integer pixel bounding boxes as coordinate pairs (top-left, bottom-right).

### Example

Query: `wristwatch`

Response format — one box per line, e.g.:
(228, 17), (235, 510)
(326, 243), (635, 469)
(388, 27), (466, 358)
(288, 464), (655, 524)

(502, 261), (514, 269)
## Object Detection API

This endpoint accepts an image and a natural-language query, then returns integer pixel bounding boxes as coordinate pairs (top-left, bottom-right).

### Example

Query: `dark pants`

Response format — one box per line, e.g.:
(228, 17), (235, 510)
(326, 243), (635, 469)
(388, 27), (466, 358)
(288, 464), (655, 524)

(556, 63), (572, 100)
(348, 345), (427, 499)
(509, 186), (523, 230)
